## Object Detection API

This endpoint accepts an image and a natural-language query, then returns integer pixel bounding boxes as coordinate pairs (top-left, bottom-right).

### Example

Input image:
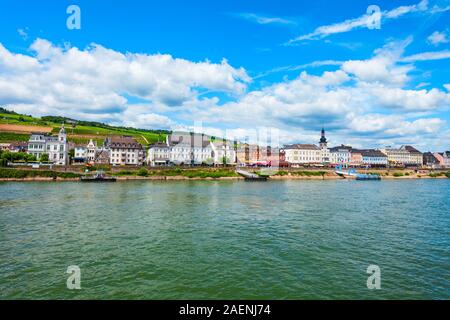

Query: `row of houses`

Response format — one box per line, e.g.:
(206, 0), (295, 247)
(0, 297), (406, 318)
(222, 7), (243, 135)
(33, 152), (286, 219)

(148, 133), (237, 166)
(2, 125), (449, 168)
(74, 136), (146, 166)
(283, 129), (450, 168)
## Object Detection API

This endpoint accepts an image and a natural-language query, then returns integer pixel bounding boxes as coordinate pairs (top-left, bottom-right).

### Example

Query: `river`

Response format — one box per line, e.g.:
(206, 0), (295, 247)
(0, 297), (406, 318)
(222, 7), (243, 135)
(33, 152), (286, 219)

(0, 180), (449, 299)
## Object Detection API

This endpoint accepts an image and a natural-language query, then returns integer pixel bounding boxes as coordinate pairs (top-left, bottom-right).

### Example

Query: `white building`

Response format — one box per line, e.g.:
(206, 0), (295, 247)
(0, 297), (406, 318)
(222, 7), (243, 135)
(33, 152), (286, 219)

(27, 125), (68, 165)
(329, 145), (352, 165)
(360, 150), (388, 167)
(379, 146), (423, 166)
(284, 144), (322, 165)
(147, 133), (236, 166)
(109, 136), (146, 165)
(86, 139), (97, 164)
(210, 140), (237, 165)
(147, 142), (171, 166)
(168, 133), (214, 165)
(74, 145), (87, 163)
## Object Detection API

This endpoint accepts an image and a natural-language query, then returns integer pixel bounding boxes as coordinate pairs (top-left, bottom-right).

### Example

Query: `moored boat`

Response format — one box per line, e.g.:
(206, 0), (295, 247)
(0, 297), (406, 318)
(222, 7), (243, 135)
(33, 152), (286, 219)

(80, 171), (116, 182)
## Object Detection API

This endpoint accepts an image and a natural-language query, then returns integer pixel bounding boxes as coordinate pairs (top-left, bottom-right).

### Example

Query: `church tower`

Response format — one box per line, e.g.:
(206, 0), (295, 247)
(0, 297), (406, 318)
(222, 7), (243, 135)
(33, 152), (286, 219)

(319, 127), (327, 149)
(58, 123), (67, 143)
(319, 128), (330, 163)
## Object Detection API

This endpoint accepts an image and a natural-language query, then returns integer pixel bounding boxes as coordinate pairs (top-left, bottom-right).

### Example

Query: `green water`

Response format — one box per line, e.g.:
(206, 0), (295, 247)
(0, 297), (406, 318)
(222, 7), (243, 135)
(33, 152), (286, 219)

(0, 180), (449, 299)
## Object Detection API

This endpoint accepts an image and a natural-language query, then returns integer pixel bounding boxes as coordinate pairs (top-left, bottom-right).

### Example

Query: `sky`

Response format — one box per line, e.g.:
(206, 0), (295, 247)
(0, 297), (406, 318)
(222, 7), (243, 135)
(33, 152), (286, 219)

(0, 0), (449, 150)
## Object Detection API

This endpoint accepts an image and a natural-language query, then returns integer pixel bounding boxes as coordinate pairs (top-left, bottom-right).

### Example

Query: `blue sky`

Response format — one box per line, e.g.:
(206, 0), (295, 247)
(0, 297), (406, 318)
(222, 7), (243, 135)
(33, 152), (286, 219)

(0, 0), (449, 150)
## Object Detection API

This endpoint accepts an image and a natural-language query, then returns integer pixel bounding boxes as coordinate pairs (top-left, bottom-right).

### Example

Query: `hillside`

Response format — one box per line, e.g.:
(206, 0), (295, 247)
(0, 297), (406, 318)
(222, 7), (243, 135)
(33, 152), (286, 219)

(0, 107), (169, 146)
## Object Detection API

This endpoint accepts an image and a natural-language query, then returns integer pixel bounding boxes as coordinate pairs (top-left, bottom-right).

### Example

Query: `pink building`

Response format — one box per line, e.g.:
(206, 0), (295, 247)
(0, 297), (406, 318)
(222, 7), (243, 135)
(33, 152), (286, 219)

(433, 152), (450, 168)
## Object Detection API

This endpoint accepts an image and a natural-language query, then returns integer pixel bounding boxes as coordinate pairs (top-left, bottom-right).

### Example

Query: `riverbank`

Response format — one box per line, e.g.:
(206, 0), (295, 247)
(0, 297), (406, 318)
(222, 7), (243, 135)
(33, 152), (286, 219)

(1, 167), (449, 181)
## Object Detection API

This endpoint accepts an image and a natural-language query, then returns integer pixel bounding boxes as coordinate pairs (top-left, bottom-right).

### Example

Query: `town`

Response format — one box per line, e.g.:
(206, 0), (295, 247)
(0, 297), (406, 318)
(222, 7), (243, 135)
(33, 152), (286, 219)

(0, 124), (449, 170)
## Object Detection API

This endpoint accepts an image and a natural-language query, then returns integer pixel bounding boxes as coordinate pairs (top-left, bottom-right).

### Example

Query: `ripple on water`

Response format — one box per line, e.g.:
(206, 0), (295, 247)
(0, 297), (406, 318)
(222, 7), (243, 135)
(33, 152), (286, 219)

(0, 180), (449, 299)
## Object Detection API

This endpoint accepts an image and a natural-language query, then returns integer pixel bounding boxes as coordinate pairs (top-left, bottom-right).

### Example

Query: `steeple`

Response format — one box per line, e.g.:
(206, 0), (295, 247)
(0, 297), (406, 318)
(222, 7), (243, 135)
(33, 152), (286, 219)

(319, 127), (327, 144)
(58, 123), (67, 143)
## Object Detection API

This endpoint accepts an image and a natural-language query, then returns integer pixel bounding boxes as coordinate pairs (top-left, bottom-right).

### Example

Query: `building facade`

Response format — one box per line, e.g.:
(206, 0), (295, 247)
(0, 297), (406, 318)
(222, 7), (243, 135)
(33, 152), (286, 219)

(433, 151), (450, 168)
(147, 133), (215, 166)
(109, 136), (145, 165)
(73, 145), (87, 163)
(360, 149), (388, 167)
(210, 140), (237, 165)
(329, 145), (352, 165)
(380, 146), (423, 166)
(284, 144), (322, 165)
(147, 142), (171, 166)
(423, 152), (439, 167)
(27, 125), (68, 165)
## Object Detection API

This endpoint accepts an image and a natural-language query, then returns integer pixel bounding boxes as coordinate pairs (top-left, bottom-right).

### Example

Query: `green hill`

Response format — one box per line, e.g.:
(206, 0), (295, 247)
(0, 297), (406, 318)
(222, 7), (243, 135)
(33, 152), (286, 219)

(0, 107), (169, 146)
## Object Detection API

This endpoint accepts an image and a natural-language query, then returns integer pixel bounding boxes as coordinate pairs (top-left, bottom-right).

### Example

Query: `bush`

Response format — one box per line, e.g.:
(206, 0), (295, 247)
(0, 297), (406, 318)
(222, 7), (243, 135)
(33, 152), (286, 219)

(40, 153), (49, 162)
(393, 172), (404, 177)
(0, 158), (7, 167)
(0, 151), (36, 162)
(445, 171), (450, 178)
(114, 170), (134, 176)
(0, 168), (80, 179)
(291, 171), (326, 176)
(137, 168), (149, 177)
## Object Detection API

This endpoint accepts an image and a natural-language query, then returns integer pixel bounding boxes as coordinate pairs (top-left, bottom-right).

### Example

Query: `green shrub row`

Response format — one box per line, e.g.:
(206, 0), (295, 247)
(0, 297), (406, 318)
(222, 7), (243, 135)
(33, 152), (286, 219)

(113, 168), (238, 178)
(0, 168), (81, 179)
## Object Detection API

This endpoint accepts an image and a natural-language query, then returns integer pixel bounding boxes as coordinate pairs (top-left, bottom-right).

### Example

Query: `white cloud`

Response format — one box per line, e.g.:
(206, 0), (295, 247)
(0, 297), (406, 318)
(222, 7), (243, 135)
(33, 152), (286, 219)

(288, 0), (429, 43)
(415, 82), (430, 88)
(254, 60), (343, 79)
(342, 38), (413, 86)
(235, 13), (296, 26)
(427, 30), (449, 45)
(1, 37), (449, 150)
(401, 50), (450, 62)
(0, 38), (250, 128)
(17, 28), (28, 40)
(365, 84), (450, 111)
(348, 114), (445, 135)
(430, 4), (450, 13)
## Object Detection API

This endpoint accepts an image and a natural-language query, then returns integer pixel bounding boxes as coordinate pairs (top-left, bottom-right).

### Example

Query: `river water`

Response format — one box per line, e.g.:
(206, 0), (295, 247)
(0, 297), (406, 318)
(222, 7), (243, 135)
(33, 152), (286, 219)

(0, 180), (449, 299)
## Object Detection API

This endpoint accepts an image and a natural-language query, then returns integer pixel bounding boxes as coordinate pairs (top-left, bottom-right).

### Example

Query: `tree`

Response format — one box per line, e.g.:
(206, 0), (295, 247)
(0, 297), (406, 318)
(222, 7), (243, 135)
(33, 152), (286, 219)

(69, 149), (75, 161)
(221, 156), (231, 166)
(40, 153), (49, 162)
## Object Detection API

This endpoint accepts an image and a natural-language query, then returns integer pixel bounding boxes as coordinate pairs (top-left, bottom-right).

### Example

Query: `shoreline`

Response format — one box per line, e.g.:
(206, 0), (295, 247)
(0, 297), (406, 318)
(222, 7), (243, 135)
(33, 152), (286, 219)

(1, 174), (449, 182)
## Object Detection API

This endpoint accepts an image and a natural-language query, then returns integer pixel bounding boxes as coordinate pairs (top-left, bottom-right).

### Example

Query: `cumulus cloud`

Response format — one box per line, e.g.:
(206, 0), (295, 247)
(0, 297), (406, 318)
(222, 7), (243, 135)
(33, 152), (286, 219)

(0, 38), (250, 127)
(1, 37), (449, 150)
(176, 38), (450, 149)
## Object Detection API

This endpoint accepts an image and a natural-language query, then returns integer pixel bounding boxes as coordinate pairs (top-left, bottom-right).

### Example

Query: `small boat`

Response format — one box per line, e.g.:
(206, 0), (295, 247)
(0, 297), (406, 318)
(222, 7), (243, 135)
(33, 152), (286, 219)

(80, 171), (116, 182)
(355, 173), (381, 180)
(236, 169), (268, 181)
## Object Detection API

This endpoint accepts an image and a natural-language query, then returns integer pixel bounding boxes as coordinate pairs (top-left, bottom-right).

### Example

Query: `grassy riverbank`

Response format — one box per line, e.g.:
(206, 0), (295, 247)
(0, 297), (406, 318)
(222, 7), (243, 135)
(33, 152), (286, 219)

(1, 167), (449, 181)
(113, 168), (239, 179)
(0, 168), (81, 179)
